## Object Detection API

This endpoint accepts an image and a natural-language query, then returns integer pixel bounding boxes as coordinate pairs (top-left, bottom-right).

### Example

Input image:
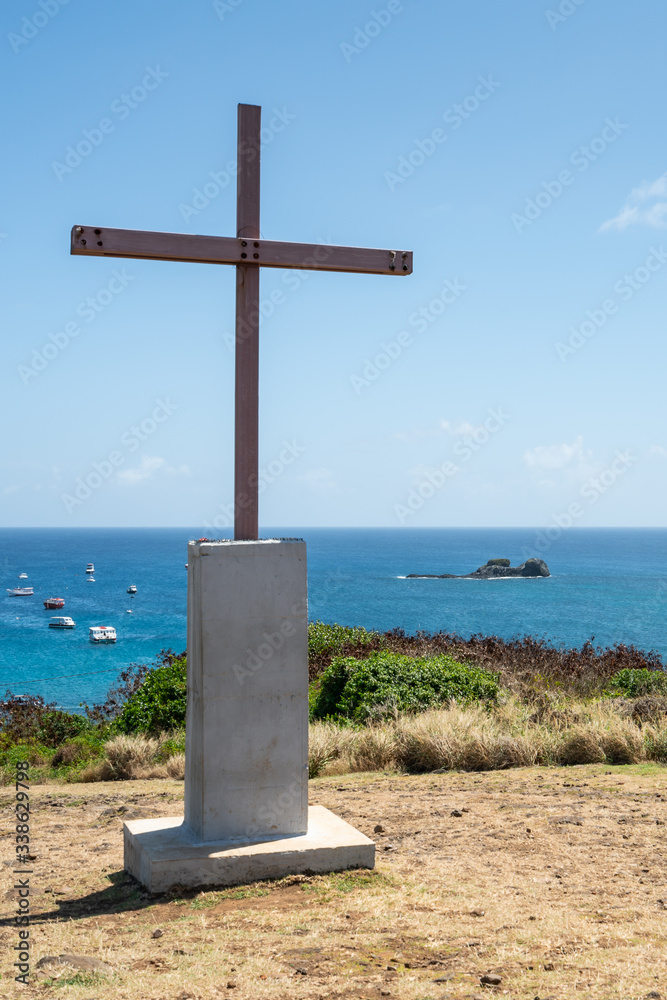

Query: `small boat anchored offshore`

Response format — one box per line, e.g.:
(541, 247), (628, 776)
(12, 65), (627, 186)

(7, 575), (33, 596)
(86, 563), (95, 574)
(89, 625), (116, 644)
(126, 584), (137, 594)
(44, 597), (65, 609)
(49, 617), (75, 629)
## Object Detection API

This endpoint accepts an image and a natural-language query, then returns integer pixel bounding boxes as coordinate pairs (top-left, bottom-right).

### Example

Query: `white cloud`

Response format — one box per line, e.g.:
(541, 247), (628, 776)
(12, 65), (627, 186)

(632, 175), (667, 201)
(523, 435), (598, 486)
(523, 435), (589, 470)
(440, 419), (479, 437)
(118, 456), (166, 484)
(118, 456), (190, 485)
(394, 419), (487, 443)
(298, 467), (337, 491)
(599, 172), (667, 232)
(2, 484), (21, 495)
(649, 445), (667, 458)
(392, 426), (438, 443)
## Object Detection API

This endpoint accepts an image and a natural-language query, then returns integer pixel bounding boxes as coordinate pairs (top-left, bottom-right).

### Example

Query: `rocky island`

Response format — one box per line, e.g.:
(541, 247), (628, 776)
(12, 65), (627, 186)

(406, 558), (550, 579)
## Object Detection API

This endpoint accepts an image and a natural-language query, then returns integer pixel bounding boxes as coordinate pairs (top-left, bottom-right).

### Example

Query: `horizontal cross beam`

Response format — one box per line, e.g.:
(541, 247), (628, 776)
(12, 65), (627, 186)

(70, 226), (413, 276)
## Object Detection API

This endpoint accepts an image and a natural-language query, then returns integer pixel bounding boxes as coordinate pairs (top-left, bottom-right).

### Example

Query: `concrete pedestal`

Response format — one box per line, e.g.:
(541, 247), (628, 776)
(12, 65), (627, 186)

(123, 538), (374, 891)
(124, 805), (375, 893)
(184, 539), (309, 841)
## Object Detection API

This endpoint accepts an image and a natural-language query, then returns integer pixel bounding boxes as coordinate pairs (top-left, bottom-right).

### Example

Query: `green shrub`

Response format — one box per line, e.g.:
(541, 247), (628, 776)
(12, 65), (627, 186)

(486, 558), (510, 567)
(37, 710), (92, 745)
(50, 732), (105, 768)
(308, 621), (384, 664)
(645, 729), (667, 762)
(308, 681), (321, 718)
(606, 668), (667, 698)
(114, 655), (187, 735)
(311, 650), (499, 723)
(0, 741), (51, 768)
(154, 730), (186, 762)
(0, 693), (91, 747)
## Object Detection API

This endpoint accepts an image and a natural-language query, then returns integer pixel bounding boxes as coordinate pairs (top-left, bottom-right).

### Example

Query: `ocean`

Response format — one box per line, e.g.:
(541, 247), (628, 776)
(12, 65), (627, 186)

(1, 527), (666, 712)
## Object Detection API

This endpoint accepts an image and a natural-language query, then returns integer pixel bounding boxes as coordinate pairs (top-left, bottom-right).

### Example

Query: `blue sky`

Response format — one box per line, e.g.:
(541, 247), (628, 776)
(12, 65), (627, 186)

(2, 0), (666, 528)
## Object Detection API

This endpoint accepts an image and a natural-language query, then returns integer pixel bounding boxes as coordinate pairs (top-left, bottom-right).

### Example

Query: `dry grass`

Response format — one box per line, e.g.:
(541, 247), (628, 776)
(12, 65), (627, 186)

(394, 707), (540, 772)
(13, 698), (667, 786)
(309, 724), (398, 778)
(308, 697), (667, 777)
(78, 734), (185, 782)
(3, 766), (667, 1000)
(307, 721), (352, 778)
(348, 724), (397, 772)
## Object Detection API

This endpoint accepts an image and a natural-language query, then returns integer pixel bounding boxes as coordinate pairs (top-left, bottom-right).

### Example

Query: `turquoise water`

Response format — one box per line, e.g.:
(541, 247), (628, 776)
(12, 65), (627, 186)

(1, 528), (666, 711)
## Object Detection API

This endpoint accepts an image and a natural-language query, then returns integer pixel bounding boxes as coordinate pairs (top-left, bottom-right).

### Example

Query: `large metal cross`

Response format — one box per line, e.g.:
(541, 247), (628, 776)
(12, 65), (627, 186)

(71, 103), (412, 539)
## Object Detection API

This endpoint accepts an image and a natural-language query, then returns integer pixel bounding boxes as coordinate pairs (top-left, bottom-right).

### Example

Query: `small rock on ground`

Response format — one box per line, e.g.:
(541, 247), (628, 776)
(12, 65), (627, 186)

(36, 955), (113, 973)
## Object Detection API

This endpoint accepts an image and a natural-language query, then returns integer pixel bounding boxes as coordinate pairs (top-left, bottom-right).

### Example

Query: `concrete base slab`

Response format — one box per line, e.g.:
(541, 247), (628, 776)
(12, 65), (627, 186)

(124, 805), (375, 893)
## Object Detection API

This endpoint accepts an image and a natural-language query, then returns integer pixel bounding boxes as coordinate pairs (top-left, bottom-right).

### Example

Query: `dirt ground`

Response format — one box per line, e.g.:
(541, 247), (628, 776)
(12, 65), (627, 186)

(2, 764), (667, 1000)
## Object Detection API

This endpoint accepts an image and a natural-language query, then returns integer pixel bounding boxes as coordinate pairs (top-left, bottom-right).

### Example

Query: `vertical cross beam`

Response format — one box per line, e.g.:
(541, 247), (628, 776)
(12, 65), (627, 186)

(234, 104), (261, 540)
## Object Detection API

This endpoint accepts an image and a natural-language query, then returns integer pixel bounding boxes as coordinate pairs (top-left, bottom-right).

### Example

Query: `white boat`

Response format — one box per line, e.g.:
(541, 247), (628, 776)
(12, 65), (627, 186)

(18, 573), (27, 579)
(89, 625), (116, 644)
(49, 617), (75, 629)
(127, 584), (137, 594)
(86, 563), (95, 574)
(7, 576), (34, 596)
(87, 576), (95, 583)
